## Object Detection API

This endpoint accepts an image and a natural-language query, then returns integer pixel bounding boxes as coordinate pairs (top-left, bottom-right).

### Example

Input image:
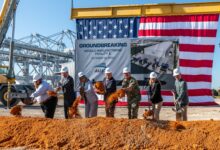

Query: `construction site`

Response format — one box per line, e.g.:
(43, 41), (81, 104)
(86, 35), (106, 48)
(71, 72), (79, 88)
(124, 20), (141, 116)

(0, 0), (220, 149)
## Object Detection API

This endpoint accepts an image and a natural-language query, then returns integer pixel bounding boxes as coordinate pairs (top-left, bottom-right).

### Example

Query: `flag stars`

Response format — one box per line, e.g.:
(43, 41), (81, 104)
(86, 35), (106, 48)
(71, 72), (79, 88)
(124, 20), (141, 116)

(113, 25), (117, 29)
(93, 26), (97, 30)
(98, 30), (102, 34)
(113, 35), (117, 38)
(103, 35), (107, 38)
(130, 20), (134, 24)
(103, 26), (107, 29)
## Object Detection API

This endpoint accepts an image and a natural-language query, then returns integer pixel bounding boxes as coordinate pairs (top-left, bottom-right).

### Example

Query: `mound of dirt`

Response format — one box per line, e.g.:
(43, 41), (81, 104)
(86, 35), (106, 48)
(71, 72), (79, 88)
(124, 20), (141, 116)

(0, 117), (219, 149)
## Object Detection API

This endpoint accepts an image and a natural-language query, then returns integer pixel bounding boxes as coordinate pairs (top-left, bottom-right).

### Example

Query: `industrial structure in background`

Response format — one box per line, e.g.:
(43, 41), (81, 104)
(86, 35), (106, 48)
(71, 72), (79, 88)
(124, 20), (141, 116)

(0, 0), (75, 107)
(0, 30), (76, 85)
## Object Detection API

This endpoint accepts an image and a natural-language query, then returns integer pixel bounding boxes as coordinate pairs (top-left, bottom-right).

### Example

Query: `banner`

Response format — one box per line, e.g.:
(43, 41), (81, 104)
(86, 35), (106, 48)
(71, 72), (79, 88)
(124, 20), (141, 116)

(75, 38), (131, 84)
(131, 39), (177, 90)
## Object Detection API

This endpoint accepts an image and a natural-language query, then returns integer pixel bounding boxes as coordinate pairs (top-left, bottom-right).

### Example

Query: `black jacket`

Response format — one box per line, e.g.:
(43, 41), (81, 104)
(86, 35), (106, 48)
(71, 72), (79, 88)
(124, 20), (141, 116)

(148, 81), (163, 104)
(103, 77), (117, 101)
(61, 76), (76, 106)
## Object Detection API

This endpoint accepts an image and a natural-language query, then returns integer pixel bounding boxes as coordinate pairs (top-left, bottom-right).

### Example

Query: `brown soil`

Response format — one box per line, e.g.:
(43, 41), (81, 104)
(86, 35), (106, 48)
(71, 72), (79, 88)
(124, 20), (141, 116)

(0, 117), (220, 149)
(47, 91), (57, 97)
(10, 105), (22, 116)
(94, 81), (105, 95)
(68, 96), (82, 119)
(107, 89), (126, 106)
(143, 109), (154, 119)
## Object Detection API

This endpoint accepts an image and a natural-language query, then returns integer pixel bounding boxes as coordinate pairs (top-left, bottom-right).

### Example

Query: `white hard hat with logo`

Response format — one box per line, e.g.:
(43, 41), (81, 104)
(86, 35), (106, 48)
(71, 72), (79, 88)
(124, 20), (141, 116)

(33, 74), (42, 82)
(78, 72), (85, 78)
(149, 72), (157, 79)
(173, 68), (181, 76)
(60, 67), (69, 73)
(123, 67), (130, 73)
(105, 67), (112, 74)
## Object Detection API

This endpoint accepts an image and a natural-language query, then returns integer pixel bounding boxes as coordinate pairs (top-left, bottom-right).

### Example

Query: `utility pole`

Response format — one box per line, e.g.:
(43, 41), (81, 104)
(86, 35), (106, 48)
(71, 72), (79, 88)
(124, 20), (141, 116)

(6, 0), (17, 109)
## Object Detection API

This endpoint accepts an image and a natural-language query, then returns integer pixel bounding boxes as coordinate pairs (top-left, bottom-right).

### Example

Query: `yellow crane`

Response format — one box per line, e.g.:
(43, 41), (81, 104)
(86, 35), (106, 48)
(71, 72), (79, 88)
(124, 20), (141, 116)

(0, 0), (35, 108)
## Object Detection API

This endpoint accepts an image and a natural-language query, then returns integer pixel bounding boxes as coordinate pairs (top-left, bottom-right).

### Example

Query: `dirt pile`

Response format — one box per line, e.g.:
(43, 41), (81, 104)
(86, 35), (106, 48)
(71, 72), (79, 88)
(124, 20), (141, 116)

(0, 117), (220, 149)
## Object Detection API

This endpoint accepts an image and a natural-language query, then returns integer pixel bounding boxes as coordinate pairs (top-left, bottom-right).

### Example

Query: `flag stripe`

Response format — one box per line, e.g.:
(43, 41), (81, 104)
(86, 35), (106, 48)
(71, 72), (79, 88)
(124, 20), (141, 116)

(138, 29), (217, 37)
(94, 100), (217, 106)
(139, 22), (218, 30)
(138, 36), (217, 45)
(180, 59), (213, 68)
(140, 96), (214, 103)
(187, 82), (211, 90)
(180, 67), (212, 75)
(179, 44), (215, 53)
(179, 52), (213, 61)
(181, 75), (212, 82)
(140, 89), (212, 97)
(139, 14), (219, 23)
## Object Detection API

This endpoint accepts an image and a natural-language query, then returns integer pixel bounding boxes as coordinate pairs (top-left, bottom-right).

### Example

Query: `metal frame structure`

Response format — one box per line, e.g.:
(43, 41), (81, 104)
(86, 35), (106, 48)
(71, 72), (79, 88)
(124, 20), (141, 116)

(0, 30), (76, 86)
(71, 1), (220, 19)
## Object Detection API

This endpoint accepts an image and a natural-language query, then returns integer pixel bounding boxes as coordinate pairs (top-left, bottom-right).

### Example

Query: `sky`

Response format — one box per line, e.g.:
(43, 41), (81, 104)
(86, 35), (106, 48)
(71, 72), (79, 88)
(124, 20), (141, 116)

(0, 0), (220, 89)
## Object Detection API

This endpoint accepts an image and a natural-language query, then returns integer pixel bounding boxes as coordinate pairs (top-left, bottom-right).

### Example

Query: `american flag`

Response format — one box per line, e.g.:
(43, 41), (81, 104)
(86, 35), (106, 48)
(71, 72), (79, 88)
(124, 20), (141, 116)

(76, 14), (219, 106)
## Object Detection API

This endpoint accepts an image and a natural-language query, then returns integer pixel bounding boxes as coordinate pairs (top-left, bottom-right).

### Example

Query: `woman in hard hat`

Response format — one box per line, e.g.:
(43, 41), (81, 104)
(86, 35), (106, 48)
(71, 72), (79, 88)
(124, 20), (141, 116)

(31, 74), (58, 118)
(148, 72), (163, 121)
(78, 72), (98, 118)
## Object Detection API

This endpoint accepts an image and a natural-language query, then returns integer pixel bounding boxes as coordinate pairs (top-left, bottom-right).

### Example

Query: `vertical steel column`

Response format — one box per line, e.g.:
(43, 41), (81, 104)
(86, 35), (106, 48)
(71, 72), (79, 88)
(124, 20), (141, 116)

(7, 0), (16, 109)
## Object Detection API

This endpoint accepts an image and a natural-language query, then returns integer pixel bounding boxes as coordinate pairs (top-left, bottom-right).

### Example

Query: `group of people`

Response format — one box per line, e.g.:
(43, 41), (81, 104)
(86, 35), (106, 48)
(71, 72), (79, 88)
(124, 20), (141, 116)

(30, 66), (189, 121)
(148, 68), (189, 121)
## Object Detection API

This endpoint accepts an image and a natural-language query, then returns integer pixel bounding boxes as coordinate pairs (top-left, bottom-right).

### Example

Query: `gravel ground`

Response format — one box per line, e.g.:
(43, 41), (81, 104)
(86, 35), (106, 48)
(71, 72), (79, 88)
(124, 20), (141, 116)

(0, 99), (220, 121)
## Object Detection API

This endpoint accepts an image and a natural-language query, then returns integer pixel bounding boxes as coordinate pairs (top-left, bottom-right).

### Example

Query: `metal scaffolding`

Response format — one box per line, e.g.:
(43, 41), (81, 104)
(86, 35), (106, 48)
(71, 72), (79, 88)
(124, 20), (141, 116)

(0, 30), (76, 86)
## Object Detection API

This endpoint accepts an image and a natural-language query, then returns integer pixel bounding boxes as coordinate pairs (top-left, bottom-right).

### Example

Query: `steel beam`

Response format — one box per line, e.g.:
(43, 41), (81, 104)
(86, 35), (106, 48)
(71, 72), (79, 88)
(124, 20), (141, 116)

(71, 2), (220, 19)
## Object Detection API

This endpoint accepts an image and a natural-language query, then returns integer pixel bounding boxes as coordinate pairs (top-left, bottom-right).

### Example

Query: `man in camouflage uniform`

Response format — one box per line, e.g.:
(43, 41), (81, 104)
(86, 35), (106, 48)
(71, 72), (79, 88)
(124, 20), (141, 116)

(122, 67), (141, 119)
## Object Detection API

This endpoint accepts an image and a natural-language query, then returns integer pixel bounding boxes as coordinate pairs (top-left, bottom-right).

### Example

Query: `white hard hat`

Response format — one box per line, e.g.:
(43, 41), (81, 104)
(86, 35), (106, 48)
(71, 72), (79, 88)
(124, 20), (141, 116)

(33, 74), (42, 82)
(173, 68), (181, 76)
(78, 72), (85, 78)
(60, 66), (68, 73)
(105, 67), (111, 74)
(123, 67), (130, 73)
(149, 72), (157, 79)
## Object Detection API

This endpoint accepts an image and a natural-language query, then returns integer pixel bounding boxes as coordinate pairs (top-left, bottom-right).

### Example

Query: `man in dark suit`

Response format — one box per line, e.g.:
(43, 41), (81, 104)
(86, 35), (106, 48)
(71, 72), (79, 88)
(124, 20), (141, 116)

(148, 72), (163, 121)
(57, 67), (76, 119)
(103, 68), (117, 117)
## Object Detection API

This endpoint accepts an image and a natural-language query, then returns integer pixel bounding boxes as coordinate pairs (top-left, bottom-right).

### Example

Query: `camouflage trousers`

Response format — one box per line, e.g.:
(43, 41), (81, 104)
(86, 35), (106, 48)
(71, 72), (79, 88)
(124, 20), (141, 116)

(127, 99), (140, 119)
